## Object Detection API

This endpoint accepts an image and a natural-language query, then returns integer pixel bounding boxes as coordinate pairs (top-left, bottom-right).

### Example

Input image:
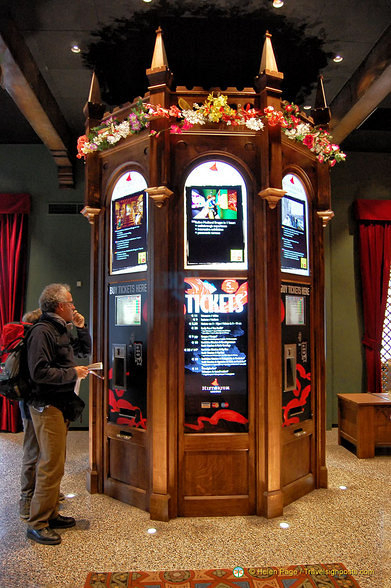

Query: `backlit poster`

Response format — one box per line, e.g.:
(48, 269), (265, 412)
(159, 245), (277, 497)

(186, 186), (245, 266)
(184, 277), (248, 433)
(111, 190), (147, 273)
(281, 194), (308, 273)
(281, 173), (309, 276)
(281, 282), (311, 426)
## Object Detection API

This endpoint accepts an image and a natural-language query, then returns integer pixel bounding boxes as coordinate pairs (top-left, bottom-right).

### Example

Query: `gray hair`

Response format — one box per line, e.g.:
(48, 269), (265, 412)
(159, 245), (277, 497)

(39, 283), (71, 313)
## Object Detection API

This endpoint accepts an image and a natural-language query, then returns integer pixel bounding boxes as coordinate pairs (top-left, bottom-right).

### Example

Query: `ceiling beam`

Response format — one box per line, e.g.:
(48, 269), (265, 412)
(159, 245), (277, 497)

(0, 17), (74, 188)
(330, 24), (391, 145)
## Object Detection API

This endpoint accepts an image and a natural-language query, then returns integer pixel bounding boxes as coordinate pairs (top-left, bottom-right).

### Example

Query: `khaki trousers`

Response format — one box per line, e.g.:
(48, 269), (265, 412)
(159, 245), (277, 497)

(28, 405), (67, 530)
(20, 417), (39, 499)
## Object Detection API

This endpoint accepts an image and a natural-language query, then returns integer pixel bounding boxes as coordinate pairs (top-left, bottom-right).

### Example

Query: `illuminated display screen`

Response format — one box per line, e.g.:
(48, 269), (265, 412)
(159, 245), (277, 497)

(115, 294), (142, 326)
(186, 186), (245, 267)
(184, 277), (248, 433)
(285, 295), (305, 325)
(111, 190), (147, 273)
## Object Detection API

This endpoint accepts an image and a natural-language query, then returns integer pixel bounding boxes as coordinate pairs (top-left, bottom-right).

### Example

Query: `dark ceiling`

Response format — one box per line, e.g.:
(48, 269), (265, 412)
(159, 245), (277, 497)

(0, 0), (390, 186)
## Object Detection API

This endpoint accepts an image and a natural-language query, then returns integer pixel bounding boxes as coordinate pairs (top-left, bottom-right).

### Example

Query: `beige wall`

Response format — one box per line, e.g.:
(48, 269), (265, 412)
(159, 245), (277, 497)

(0, 146), (91, 428)
(326, 151), (391, 426)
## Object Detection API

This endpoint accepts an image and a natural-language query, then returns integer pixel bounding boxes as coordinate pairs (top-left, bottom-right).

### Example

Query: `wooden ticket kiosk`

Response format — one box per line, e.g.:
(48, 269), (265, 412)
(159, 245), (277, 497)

(81, 30), (332, 520)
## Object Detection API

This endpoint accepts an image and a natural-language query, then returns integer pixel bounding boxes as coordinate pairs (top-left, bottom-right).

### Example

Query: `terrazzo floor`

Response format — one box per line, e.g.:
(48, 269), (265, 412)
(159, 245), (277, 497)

(0, 428), (389, 588)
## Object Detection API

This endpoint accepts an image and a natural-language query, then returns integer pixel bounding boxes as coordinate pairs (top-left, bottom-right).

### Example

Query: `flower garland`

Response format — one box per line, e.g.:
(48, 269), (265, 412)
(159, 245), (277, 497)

(77, 94), (346, 166)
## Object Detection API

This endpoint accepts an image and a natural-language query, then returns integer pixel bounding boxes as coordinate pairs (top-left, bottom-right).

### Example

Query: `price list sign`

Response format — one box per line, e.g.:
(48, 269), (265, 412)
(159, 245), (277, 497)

(184, 277), (248, 433)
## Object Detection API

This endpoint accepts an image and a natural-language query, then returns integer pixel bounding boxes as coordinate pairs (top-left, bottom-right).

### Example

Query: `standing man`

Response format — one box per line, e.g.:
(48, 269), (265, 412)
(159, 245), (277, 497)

(26, 283), (91, 545)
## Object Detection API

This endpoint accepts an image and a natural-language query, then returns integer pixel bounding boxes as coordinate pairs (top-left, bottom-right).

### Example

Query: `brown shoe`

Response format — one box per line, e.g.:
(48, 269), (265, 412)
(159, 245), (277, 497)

(27, 527), (61, 545)
(19, 498), (31, 520)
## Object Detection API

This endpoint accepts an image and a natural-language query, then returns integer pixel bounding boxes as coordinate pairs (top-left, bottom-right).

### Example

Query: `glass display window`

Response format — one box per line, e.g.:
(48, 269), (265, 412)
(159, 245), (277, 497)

(184, 161), (248, 270)
(281, 173), (310, 276)
(110, 171), (148, 274)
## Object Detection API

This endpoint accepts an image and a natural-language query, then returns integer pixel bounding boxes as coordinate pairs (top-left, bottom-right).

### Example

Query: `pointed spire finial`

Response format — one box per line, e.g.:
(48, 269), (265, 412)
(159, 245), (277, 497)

(88, 71), (101, 104)
(311, 75), (331, 126)
(259, 31), (280, 74)
(150, 26), (169, 70)
(83, 70), (105, 129)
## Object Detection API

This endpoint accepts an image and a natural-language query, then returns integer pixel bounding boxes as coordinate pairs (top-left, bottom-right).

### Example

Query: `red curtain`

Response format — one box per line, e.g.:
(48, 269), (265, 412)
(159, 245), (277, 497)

(0, 193), (31, 432)
(356, 199), (391, 393)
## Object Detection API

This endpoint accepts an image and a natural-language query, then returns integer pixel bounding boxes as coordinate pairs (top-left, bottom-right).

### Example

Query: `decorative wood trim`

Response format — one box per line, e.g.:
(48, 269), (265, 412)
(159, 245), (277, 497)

(258, 187), (286, 209)
(146, 186), (174, 208)
(150, 492), (171, 522)
(81, 206), (101, 224)
(317, 209), (335, 227)
(264, 489), (284, 518)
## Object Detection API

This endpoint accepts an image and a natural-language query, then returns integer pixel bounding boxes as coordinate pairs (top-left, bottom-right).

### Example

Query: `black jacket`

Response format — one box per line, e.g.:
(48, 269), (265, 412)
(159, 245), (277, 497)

(27, 313), (91, 413)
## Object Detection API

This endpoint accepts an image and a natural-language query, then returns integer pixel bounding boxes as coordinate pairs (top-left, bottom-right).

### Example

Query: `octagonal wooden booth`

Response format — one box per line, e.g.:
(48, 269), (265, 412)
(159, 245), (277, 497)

(82, 30), (332, 521)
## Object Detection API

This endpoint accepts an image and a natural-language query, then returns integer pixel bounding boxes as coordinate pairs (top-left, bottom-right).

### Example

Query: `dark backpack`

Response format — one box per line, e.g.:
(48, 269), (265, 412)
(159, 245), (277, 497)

(0, 322), (34, 401)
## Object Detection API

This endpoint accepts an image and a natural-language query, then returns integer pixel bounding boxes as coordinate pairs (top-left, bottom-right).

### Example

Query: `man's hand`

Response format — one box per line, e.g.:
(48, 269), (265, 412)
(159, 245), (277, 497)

(72, 310), (85, 328)
(74, 365), (89, 379)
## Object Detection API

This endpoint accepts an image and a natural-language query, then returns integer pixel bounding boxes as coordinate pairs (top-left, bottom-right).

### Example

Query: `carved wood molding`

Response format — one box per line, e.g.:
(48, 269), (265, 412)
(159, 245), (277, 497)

(258, 187), (286, 209)
(146, 186), (174, 208)
(81, 206), (101, 224)
(317, 209), (335, 227)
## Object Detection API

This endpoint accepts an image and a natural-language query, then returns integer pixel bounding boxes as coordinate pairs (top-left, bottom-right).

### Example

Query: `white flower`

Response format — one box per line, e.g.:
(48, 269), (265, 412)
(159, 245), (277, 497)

(283, 128), (298, 139)
(245, 118), (264, 131)
(107, 134), (120, 145)
(117, 121), (130, 137)
(296, 123), (311, 136)
(182, 110), (206, 125)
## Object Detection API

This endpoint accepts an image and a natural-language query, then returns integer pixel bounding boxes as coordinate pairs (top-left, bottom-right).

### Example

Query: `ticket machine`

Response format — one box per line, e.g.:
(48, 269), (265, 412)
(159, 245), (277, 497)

(82, 30), (332, 520)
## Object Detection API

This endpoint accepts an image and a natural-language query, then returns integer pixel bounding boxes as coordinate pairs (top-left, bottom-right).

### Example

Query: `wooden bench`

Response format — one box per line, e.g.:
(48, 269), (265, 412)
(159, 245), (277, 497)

(338, 393), (391, 458)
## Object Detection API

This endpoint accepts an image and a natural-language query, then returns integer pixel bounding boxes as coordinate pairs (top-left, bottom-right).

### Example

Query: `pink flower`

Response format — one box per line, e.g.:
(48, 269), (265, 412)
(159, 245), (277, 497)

(182, 119), (193, 131)
(169, 124), (182, 134)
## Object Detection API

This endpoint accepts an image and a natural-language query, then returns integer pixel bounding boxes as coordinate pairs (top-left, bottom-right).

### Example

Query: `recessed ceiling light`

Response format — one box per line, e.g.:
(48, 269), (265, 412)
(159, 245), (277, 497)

(273, 0), (284, 7)
(333, 55), (343, 63)
(71, 45), (81, 54)
(143, 0), (153, 3)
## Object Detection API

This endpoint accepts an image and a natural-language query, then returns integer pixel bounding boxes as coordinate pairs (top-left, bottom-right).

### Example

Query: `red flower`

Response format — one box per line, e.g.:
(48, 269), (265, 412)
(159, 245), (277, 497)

(169, 105), (182, 118)
(76, 135), (88, 159)
(303, 134), (314, 149)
